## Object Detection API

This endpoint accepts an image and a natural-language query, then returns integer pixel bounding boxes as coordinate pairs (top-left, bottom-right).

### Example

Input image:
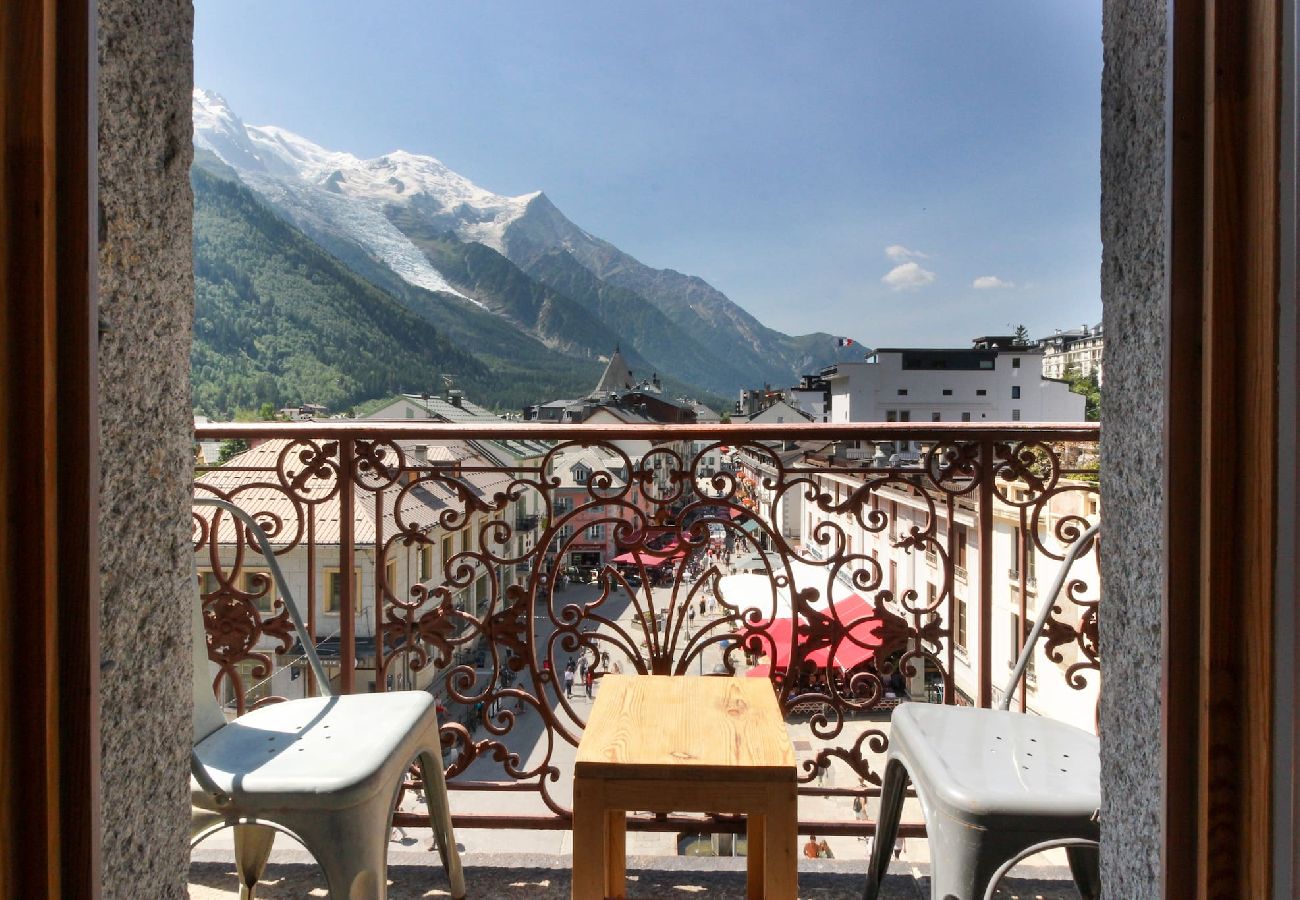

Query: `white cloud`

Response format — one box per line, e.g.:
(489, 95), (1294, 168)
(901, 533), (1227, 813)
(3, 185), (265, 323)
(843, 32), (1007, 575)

(885, 244), (928, 262)
(972, 275), (1015, 290)
(882, 261), (937, 291)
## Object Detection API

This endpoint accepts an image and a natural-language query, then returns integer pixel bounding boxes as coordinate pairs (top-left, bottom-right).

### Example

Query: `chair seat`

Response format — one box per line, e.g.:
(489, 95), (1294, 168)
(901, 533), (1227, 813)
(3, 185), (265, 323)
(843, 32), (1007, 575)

(890, 703), (1100, 828)
(193, 691), (438, 811)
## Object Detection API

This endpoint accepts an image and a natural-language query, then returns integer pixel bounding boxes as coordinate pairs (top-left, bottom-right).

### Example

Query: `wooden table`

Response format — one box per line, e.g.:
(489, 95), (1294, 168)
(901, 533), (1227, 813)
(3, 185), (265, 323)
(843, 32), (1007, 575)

(572, 675), (797, 899)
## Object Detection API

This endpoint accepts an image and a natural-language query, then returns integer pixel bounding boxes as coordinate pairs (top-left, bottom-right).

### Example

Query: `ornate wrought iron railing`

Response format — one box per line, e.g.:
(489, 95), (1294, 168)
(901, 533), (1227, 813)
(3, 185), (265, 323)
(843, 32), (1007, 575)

(192, 421), (1101, 838)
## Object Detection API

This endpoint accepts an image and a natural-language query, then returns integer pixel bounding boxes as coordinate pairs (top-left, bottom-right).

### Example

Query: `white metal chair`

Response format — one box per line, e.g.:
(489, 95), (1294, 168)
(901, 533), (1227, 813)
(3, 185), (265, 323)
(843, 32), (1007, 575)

(189, 497), (465, 900)
(863, 521), (1101, 900)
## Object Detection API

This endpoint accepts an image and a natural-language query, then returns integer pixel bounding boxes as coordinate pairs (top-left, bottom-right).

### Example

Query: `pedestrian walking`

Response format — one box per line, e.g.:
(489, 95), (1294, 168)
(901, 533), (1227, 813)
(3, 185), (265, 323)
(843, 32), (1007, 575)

(584, 667), (594, 698)
(564, 667), (574, 698)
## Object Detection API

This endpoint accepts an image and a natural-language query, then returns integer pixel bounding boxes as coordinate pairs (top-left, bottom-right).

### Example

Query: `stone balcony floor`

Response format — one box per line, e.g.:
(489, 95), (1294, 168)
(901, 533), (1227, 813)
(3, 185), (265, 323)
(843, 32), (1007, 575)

(189, 848), (1086, 898)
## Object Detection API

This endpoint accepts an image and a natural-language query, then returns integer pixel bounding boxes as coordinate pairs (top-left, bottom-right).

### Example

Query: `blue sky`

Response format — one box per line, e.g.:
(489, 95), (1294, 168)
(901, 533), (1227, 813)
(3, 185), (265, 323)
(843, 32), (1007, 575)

(195, 1), (1102, 346)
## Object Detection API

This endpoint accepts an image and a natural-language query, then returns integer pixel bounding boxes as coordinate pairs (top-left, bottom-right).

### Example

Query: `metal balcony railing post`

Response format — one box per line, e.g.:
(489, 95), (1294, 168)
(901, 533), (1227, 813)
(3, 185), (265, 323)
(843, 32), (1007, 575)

(374, 489), (385, 691)
(978, 439), (995, 708)
(340, 437), (356, 693)
(307, 509), (318, 697)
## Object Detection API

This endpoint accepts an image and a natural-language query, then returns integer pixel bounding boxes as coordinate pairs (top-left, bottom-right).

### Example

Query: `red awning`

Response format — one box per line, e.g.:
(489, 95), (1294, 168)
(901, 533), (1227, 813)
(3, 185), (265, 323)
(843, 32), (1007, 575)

(611, 541), (687, 566)
(739, 594), (883, 671)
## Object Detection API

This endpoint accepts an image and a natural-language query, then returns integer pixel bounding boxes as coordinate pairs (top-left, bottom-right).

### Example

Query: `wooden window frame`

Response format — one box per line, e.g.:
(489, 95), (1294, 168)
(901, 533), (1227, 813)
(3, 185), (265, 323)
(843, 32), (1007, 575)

(1164, 1), (1288, 893)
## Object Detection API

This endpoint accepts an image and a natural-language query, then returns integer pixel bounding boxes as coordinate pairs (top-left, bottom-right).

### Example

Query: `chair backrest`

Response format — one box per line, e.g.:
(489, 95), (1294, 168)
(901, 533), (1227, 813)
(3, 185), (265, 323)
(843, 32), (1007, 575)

(192, 556), (229, 744)
(998, 519), (1100, 711)
(191, 497), (332, 746)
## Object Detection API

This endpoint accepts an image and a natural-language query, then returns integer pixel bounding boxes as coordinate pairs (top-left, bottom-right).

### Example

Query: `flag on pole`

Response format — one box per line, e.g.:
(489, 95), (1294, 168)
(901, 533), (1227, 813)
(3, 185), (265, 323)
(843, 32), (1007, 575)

(836, 337), (855, 347)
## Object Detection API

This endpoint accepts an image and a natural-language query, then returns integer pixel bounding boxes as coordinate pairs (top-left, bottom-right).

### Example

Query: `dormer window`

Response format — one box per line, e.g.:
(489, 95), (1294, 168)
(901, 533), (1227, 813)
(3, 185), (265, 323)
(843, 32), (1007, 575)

(573, 464), (590, 484)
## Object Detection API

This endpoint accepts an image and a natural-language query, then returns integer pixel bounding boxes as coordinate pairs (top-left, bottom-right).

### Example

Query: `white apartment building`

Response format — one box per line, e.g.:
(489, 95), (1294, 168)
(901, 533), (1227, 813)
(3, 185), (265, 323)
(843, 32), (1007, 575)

(826, 339), (1085, 427)
(800, 464), (1101, 733)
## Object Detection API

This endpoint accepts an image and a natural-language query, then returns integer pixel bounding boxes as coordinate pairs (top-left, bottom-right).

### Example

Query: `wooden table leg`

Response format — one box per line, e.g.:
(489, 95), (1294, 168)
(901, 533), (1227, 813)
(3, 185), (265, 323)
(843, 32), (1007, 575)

(746, 814), (765, 899)
(604, 809), (626, 900)
(572, 778), (606, 899)
(762, 788), (798, 900)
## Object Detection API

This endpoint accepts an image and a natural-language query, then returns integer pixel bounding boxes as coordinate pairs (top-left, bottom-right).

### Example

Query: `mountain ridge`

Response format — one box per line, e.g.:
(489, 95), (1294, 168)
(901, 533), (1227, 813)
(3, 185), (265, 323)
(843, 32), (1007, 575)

(192, 88), (864, 397)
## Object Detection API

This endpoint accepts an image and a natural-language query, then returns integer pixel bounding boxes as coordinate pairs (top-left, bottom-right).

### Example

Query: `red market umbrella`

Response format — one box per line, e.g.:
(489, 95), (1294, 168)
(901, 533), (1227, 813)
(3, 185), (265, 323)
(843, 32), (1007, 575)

(739, 594), (883, 671)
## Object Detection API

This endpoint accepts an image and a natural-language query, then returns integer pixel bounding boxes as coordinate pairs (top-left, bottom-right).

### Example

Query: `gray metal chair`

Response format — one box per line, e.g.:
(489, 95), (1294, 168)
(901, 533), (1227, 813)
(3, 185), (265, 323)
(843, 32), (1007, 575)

(863, 521), (1101, 900)
(189, 497), (465, 900)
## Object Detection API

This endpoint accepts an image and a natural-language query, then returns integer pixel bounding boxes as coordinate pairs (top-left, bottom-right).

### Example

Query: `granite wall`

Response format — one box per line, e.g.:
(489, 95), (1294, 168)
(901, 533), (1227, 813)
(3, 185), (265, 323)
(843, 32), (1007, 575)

(1099, 1), (1166, 895)
(97, 0), (195, 895)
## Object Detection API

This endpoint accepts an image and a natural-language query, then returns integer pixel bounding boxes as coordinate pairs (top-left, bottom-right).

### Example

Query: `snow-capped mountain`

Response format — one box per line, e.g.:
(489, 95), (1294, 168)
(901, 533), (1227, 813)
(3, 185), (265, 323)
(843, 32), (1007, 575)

(195, 88), (533, 303)
(191, 88), (861, 393)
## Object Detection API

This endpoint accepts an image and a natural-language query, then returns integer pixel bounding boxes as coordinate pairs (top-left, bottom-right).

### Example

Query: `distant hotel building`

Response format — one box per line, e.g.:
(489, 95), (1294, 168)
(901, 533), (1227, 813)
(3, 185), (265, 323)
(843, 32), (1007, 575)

(1038, 323), (1104, 385)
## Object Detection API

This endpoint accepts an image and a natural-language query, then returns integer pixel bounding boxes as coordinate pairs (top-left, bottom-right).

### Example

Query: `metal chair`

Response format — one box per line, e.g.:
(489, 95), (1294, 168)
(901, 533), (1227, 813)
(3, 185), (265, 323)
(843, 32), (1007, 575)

(189, 498), (465, 900)
(863, 521), (1101, 900)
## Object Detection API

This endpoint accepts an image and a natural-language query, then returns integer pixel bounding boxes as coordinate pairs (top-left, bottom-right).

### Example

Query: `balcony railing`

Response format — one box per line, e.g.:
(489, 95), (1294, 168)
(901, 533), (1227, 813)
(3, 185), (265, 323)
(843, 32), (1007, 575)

(192, 421), (1101, 840)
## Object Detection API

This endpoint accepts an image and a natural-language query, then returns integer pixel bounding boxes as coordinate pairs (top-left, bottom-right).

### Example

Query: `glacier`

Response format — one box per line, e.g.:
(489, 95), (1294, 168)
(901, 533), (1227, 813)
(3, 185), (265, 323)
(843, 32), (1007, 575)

(192, 88), (539, 303)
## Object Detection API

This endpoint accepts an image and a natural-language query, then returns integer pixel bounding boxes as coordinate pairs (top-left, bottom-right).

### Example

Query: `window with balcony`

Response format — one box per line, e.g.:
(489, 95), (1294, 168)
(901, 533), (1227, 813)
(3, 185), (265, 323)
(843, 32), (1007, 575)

(554, 496), (573, 514)
(586, 524), (604, 541)
(954, 524), (968, 581)
(1010, 525), (1022, 578)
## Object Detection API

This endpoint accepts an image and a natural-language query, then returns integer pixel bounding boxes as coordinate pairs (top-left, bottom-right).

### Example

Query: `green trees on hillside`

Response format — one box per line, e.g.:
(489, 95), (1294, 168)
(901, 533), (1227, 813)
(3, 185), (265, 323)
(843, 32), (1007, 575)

(191, 164), (730, 417)
(1065, 369), (1101, 421)
(192, 167), (501, 417)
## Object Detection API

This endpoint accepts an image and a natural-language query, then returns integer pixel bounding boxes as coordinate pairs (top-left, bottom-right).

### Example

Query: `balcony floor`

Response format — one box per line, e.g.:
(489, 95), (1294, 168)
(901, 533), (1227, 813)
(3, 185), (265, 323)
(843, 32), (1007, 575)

(188, 848), (1086, 898)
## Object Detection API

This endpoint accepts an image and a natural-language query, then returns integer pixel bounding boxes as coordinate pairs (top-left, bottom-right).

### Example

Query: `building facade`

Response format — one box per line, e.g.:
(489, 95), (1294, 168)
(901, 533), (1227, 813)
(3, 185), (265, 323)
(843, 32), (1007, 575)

(826, 339), (1085, 427)
(1038, 323), (1104, 384)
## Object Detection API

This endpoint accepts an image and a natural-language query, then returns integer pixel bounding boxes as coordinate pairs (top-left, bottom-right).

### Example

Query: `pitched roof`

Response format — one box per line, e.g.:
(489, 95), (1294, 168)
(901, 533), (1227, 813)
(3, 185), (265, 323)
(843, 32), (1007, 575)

(399, 392), (499, 423)
(592, 348), (634, 395)
(195, 438), (515, 546)
(548, 444), (629, 489)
